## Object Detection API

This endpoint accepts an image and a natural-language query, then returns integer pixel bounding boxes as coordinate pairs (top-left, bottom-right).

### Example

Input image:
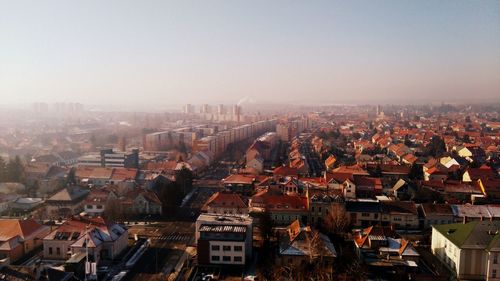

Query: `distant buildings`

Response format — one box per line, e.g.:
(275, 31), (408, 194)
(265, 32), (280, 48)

(78, 148), (139, 168)
(195, 214), (253, 265)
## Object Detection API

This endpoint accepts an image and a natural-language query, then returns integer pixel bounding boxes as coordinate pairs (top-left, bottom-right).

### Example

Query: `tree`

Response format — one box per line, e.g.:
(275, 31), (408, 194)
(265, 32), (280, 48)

(175, 166), (193, 196)
(6, 156), (24, 183)
(321, 204), (350, 236)
(409, 163), (423, 180)
(66, 167), (77, 186)
(425, 136), (446, 157)
(0, 156), (7, 182)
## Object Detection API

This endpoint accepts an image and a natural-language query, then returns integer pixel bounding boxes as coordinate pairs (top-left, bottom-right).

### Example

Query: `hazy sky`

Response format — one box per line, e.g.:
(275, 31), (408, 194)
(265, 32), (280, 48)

(1, 0), (499, 107)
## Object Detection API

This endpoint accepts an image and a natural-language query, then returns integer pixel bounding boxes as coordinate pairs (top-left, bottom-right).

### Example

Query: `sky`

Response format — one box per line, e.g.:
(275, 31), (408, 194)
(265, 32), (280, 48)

(0, 0), (499, 108)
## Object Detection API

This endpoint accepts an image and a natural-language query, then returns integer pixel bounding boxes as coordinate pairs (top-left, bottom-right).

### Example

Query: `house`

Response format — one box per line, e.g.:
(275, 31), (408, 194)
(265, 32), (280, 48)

(222, 174), (268, 196)
(249, 187), (308, 225)
(45, 187), (90, 218)
(195, 214), (253, 265)
(324, 155), (337, 171)
(0, 219), (50, 264)
(381, 201), (419, 229)
(201, 191), (248, 215)
(308, 191), (344, 226)
(353, 226), (419, 277)
(277, 220), (336, 268)
(83, 189), (113, 217)
(346, 200), (382, 228)
(128, 189), (162, 215)
(432, 221), (500, 280)
(43, 215), (128, 264)
(354, 176), (383, 198)
(463, 165), (495, 182)
(420, 203), (455, 229)
(392, 179), (412, 199)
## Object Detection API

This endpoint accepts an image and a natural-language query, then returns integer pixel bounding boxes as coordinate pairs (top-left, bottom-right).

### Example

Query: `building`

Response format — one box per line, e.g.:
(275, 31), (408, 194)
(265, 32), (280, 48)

(43, 215), (128, 264)
(432, 221), (500, 280)
(249, 187), (308, 225)
(277, 220), (336, 268)
(195, 214), (253, 266)
(0, 219), (50, 264)
(420, 203), (455, 229)
(201, 192), (248, 215)
(78, 149), (139, 168)
(45, 187), (90, 218)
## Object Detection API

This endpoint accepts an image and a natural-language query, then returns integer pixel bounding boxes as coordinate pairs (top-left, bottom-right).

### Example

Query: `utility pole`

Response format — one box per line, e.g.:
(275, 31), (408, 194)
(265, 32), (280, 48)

(85, 225), (89, 281)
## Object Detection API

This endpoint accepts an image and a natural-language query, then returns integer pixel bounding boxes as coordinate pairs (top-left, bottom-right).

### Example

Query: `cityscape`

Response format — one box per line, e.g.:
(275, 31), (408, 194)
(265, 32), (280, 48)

(0, 1), (499, 281)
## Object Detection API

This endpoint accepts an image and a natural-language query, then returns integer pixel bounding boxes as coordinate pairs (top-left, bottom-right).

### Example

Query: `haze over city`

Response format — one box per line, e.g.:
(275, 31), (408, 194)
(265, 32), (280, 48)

(1, 0), (500, 109)
(0, 2), (500, 281)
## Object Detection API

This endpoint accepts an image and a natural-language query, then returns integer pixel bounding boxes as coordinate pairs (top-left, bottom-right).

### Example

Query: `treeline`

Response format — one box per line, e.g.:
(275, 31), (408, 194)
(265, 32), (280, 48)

(0, 156), (25, 183)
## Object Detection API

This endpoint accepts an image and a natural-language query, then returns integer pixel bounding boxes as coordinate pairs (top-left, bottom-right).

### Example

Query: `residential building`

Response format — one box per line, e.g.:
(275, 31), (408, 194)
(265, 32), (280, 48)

(277, 220), (336, 268)
(45, 187), (90, 218)
(201, 192), (248, 215)
(43, 215), (128, 264)
(195, 214), (253, 266)
(432, 221), (500, 280)
(0, 219), (50, 264)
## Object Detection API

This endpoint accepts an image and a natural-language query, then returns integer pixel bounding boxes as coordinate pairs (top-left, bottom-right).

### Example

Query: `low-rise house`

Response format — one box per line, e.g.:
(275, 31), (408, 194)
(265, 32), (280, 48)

(381, 201), (419, 229)
(128, 189), (162, 215)
(277, 220), (336, 268)
(195, 214), (253, 265)
(9, 197), (44, 213)
(45, 187), (90, 218)
(420, 203), (455, 229)
(308, 191), (344, 226)
(432, 221), (500, 280)
(353, 226), (419, 276)
(43, 215), (128, 264)
(83, 189), (114, 217)
(346, 200), (382, 228)
(201, 191), (248, 215)
(249, 187), (308, 225)
(0, 219), (50, 264)
(222, 174), (268, 196)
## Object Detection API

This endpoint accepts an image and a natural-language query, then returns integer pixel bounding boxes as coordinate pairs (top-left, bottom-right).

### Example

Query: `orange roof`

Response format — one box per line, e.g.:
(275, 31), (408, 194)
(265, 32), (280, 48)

(111, 168), (138, 181)
(0, 219), (47, 242)
(202, 192), (247, 211)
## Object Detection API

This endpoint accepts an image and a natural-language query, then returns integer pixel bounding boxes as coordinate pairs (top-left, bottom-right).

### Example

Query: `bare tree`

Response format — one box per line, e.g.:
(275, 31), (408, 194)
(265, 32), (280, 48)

(322, 204), (350, 235)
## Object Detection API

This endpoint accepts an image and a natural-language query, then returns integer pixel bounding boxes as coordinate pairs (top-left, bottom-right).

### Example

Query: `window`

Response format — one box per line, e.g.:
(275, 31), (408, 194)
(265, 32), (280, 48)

(492, 269), (497, 278)
(223, 256), (231, 262)
(87, 205), (93, 209)
(234, 256), (242, 262)
(211, 256), (220, 261)
(361, 213), (370, 217)
(374, 214), (378, 219)
(97, 205), (103, 209)
(494, 254), (498, 264)
(223, 245), (231, 251)
(56, 248), (60, 255)
(234, 246), (243, 252)
(49, 247), (53, 255)
(394, 217), (402, 221)
(211, 245), (220, 251)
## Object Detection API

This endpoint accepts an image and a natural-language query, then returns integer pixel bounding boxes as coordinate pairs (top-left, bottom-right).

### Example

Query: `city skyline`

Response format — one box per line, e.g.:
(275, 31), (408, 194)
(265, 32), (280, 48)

(1, 0), (499, 107)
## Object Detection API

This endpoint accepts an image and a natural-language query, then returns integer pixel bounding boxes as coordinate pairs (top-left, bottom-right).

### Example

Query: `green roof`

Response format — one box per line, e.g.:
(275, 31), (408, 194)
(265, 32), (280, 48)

(487, 232), (500, 251)
(433, 221), (479, 247)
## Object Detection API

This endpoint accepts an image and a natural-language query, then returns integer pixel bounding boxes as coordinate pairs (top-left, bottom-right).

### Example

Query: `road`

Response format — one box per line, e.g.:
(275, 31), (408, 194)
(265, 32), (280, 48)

(125, 222), (195, 281)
